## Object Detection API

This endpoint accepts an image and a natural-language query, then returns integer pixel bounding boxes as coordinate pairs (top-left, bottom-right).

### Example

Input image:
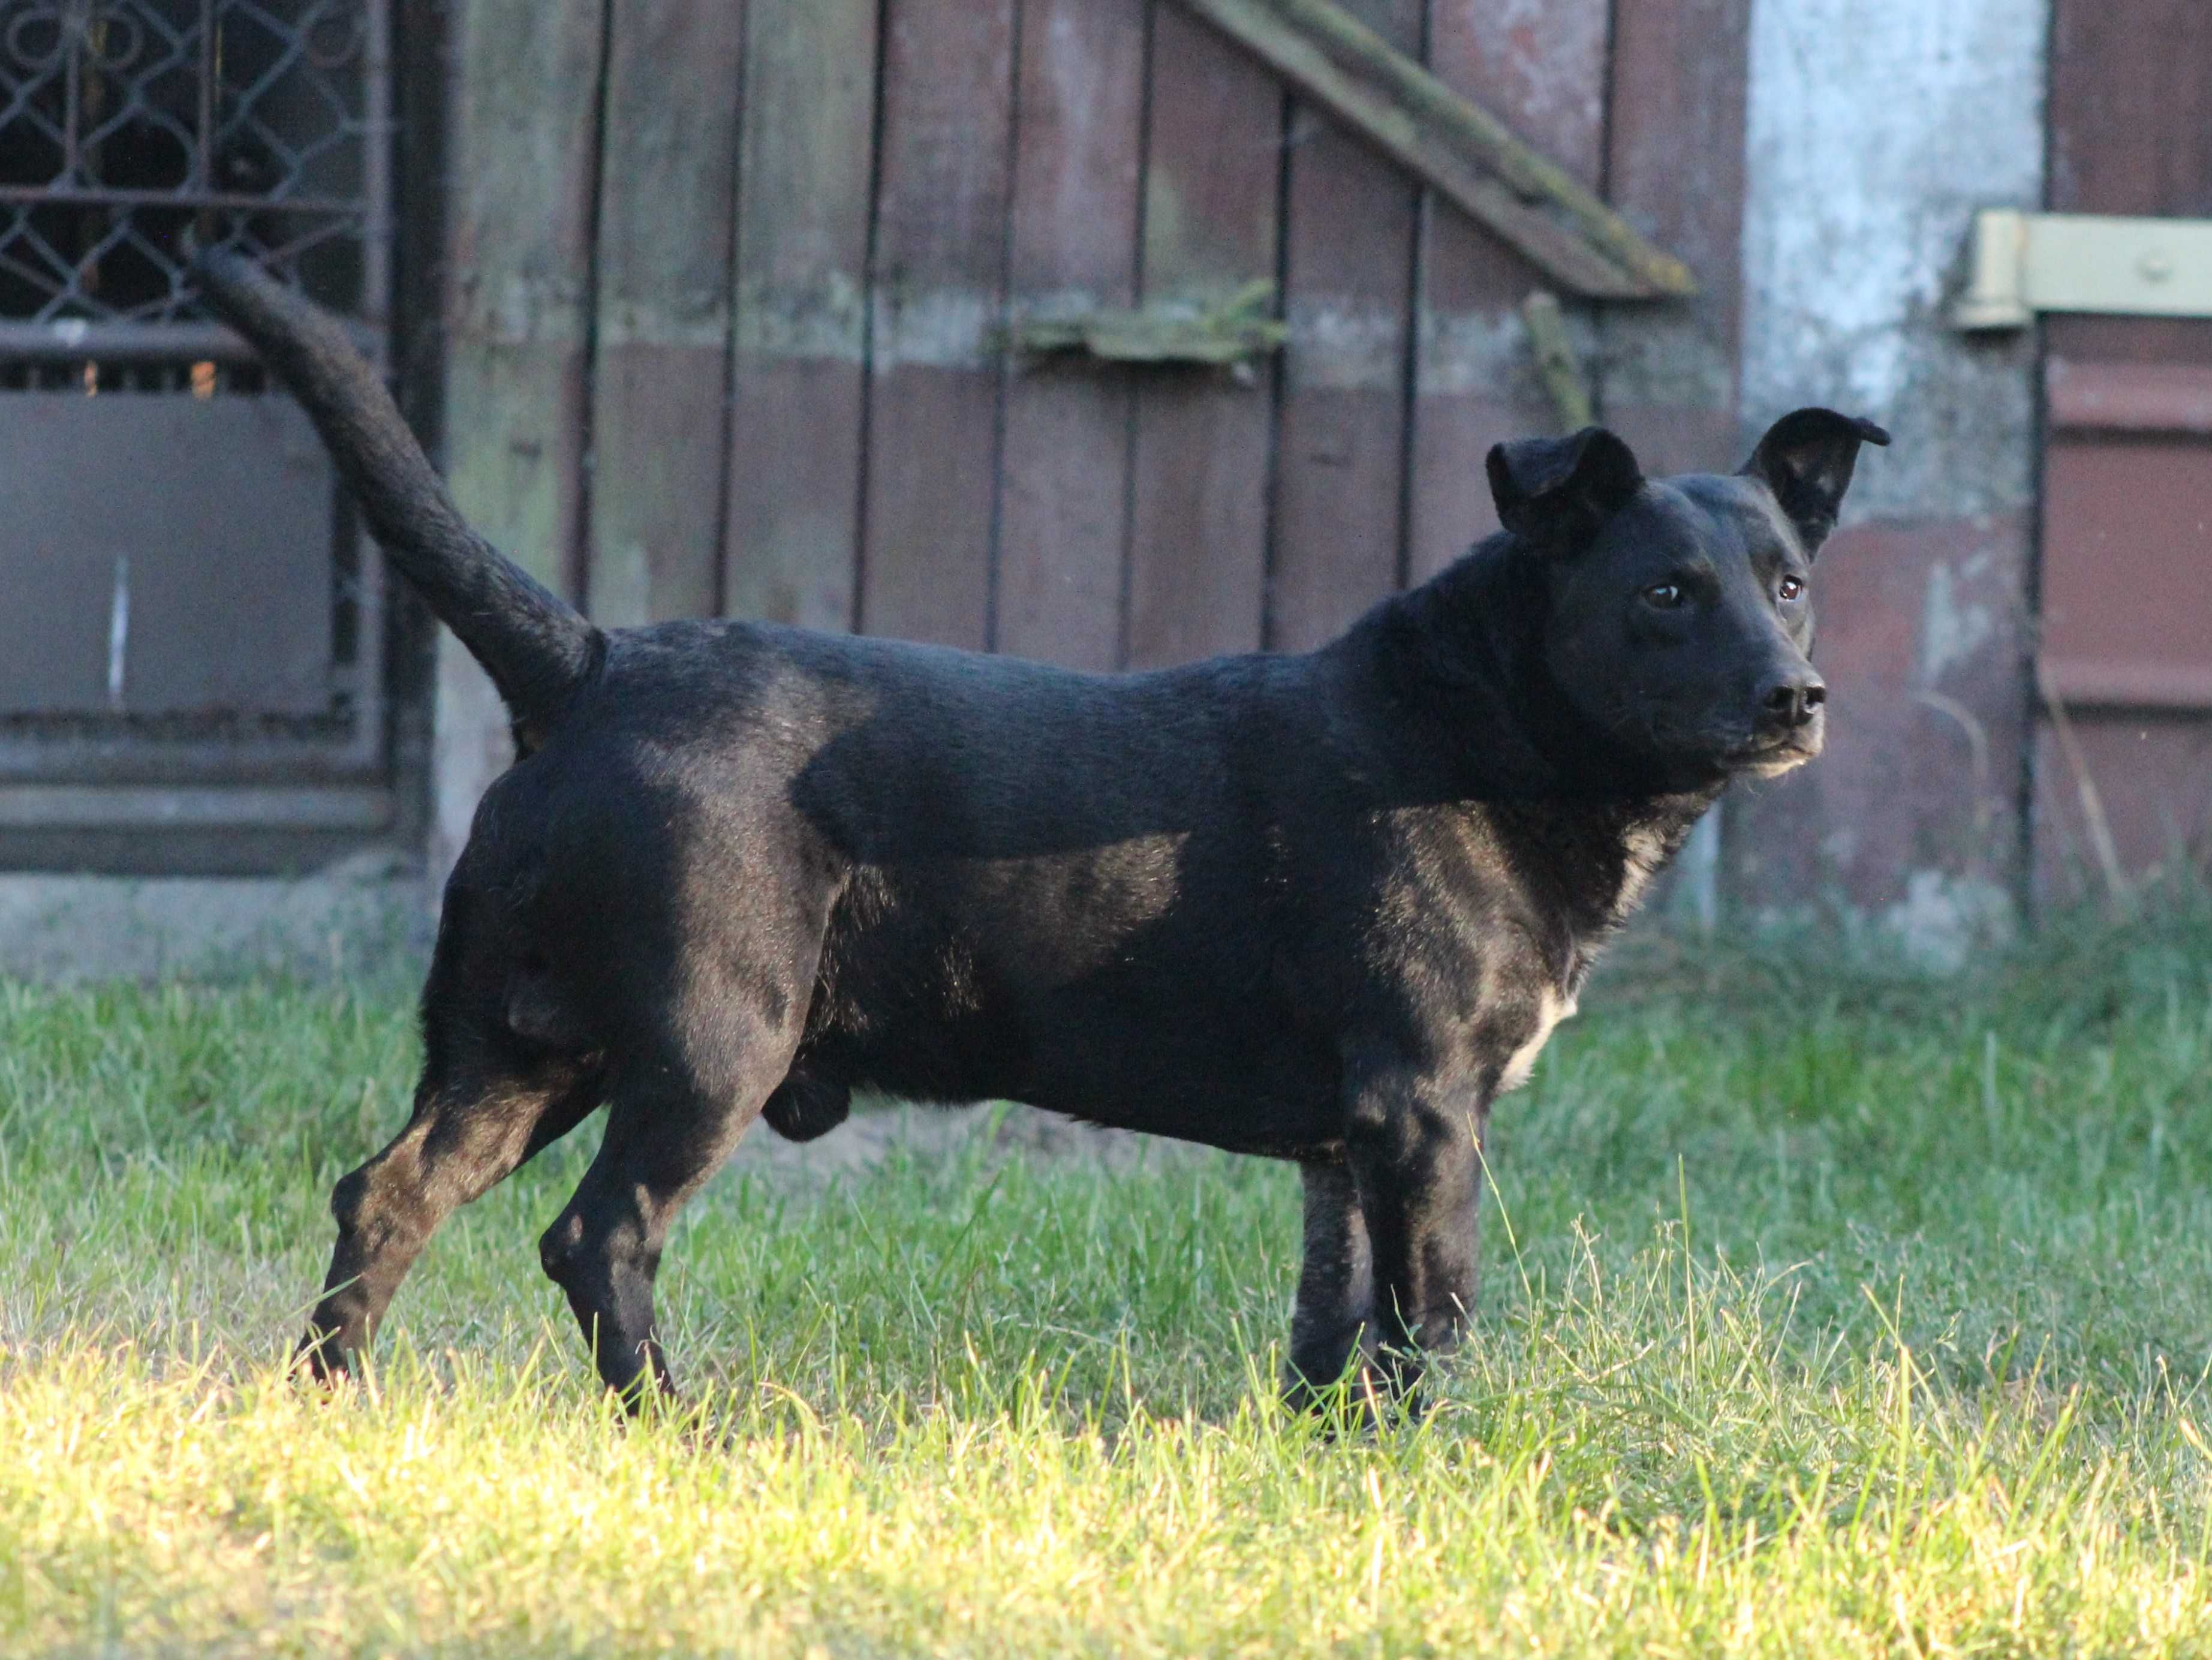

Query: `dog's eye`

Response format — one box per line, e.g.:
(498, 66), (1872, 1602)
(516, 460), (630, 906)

(1641, 582), (1685, 609)
(1778, 575), (1806, 602)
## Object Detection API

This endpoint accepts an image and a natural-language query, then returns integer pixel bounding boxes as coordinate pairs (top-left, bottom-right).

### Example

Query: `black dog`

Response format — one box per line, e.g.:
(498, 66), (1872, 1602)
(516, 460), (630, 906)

(196, 249), (1883, 1408)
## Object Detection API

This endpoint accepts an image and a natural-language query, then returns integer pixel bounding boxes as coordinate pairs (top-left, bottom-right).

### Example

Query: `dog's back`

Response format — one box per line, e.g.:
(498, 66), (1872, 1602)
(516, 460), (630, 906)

(452, 611), (1359, 1151)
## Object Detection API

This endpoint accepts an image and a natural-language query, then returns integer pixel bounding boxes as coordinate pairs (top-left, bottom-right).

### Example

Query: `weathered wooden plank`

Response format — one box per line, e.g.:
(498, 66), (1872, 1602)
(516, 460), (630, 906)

(995, 0), (1149, 670)
(1013, 283), (1285, 366)
(585, 0), (745, 626)
(1122, 4), (1281, 670)
(2047, 0), (2212, 368)
(1609, 0), (1777, 919)
(435, 0), (607, 876)
(2035, 0), (2212, 900)
(857, 0), (1018, 650)
(2034, 720), (2212, 905)
(2047, 359), (2212, 436)
(443, 0), (605, 600)
(723, 0), (880, 633)
(1599, 0), (1751, 477)
(1408, 0), (1609, 581)
(1265, 0), (1419, 653)
(1166, 0), (1694, 297)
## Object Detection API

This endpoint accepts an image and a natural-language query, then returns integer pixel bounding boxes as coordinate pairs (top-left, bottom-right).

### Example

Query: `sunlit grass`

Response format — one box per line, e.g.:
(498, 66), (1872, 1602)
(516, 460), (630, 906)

(4, 895), (2211, 1655)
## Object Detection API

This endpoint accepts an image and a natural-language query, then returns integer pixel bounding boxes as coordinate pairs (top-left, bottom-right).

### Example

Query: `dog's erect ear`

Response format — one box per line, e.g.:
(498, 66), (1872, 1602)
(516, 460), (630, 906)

(1739, 408), (1891, 554)
(1486, 426), (1644, 551)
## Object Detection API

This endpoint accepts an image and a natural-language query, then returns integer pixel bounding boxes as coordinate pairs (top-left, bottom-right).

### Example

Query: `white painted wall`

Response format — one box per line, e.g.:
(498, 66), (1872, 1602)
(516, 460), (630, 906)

(1737, 0), (2051, 958)
(1739, 0), (2048, 521)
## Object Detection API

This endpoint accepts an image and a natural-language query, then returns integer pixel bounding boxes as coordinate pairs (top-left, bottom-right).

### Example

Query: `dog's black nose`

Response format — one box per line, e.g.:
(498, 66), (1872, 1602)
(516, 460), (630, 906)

(1759, 676), (1826, 729)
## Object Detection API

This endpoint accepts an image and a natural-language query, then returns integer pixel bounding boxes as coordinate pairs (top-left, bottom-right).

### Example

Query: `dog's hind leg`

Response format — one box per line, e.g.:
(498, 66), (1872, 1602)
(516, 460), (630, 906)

(536, 957), (812, 1405)
(301, 1044), (601, 1382)
(299, 865), (618, 1381)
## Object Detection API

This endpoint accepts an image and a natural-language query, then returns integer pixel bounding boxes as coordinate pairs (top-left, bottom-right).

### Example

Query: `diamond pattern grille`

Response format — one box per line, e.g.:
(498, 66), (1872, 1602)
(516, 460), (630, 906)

(0, 0), (382, 332)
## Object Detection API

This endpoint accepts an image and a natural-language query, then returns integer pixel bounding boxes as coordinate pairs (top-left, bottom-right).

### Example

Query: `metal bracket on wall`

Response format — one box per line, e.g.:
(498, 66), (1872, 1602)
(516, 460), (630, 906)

(1954, 209), (2212, 328)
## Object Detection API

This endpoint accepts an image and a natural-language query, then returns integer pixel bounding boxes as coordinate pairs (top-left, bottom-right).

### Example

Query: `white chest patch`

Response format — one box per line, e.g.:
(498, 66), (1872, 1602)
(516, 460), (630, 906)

(1613, 825), (1672, 921)
(1498, 987), (1577, 1094)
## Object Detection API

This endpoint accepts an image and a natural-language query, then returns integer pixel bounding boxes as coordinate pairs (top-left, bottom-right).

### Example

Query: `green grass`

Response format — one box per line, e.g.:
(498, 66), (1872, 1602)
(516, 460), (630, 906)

(4, 895), (2212, 1656)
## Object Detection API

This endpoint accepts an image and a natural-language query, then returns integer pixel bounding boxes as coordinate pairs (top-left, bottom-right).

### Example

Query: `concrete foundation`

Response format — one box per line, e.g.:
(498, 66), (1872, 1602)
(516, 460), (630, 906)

(0, 852), (431, 983)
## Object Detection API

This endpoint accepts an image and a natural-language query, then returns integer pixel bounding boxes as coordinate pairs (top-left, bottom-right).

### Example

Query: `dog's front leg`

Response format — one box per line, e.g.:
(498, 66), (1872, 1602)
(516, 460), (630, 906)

(1284, 1156), (1376, 1412)
(1344, 1063), (1485, 1402)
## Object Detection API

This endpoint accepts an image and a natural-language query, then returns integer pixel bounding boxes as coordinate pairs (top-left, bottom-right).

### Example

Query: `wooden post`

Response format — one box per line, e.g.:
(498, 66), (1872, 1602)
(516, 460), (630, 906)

(434, 0), (607, 883)
(723, 0), (881, 634)
(1600, 0), (1752, 477)
(1122, 4), (1281, 669)
(994, 0), (1149, 670)
(858, 0), (1020, 649)
(1408, 0), (1610, 581)
(1266, 0), (1420, 652)
(585, 0), (746, 626)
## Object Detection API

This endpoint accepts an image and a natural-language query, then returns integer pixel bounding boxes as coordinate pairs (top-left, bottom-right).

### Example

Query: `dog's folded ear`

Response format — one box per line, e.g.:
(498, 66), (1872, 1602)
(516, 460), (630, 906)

(1486, 426), (1644, 551)
(1739, 408), (1890, 554)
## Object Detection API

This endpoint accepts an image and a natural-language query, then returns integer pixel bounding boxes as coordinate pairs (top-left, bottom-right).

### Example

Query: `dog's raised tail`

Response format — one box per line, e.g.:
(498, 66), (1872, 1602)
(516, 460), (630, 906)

(192, 247), (600, 732)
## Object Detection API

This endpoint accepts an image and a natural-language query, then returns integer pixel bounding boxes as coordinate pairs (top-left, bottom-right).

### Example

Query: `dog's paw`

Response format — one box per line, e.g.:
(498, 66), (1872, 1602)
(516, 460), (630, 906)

(1283, 1360), (1398, 1435)
(290, 1328), (363, 1397)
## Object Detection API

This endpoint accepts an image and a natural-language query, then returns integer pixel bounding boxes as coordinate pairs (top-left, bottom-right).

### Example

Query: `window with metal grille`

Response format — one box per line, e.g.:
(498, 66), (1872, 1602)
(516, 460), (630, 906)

(0, 1), (398, 875)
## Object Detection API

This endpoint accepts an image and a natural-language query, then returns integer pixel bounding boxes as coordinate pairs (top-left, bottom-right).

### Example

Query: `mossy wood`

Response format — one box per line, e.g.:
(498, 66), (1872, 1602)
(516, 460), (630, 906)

(1013, 281), (1288, 369)
(1520, 290), (1595, 431)
(1166, 0), (1696, 299)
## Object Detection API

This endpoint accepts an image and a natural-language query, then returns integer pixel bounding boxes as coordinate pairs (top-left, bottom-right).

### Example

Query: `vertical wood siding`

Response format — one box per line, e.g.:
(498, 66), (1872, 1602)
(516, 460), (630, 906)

(2035, 0), (2212, 900)
(722, 0), (878, 635)
(994, 0), (1148, 670)
(1121, 6), (1281, 668)
(1266, 0), (1421, 652)
(435, 0), (608, 872)
(585, 0), (746, 627)
(1410, 0), (1611, 583)
(449, 0), (1751, 670)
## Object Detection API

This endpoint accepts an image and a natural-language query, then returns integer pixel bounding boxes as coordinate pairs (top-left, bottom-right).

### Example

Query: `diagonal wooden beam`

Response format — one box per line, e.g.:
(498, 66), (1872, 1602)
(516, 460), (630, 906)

(1519, 290), (1594, 429)
(1166, 0), (1697, 299)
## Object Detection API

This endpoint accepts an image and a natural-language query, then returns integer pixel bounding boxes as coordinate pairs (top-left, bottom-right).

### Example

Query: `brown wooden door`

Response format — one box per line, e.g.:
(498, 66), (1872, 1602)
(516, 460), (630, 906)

(2035, 0), (2212, 898)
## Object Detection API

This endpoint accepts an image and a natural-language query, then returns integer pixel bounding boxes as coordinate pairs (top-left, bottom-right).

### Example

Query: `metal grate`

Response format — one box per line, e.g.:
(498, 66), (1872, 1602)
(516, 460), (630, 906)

(0, 1), (396, 871)
(0, 0), (389, 358)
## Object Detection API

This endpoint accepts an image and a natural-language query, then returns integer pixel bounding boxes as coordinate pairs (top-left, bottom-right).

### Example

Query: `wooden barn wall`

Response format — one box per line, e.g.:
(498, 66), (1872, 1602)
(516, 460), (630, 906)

(438, 0), (1753, 681)
(2031, 0), (2212, 904)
